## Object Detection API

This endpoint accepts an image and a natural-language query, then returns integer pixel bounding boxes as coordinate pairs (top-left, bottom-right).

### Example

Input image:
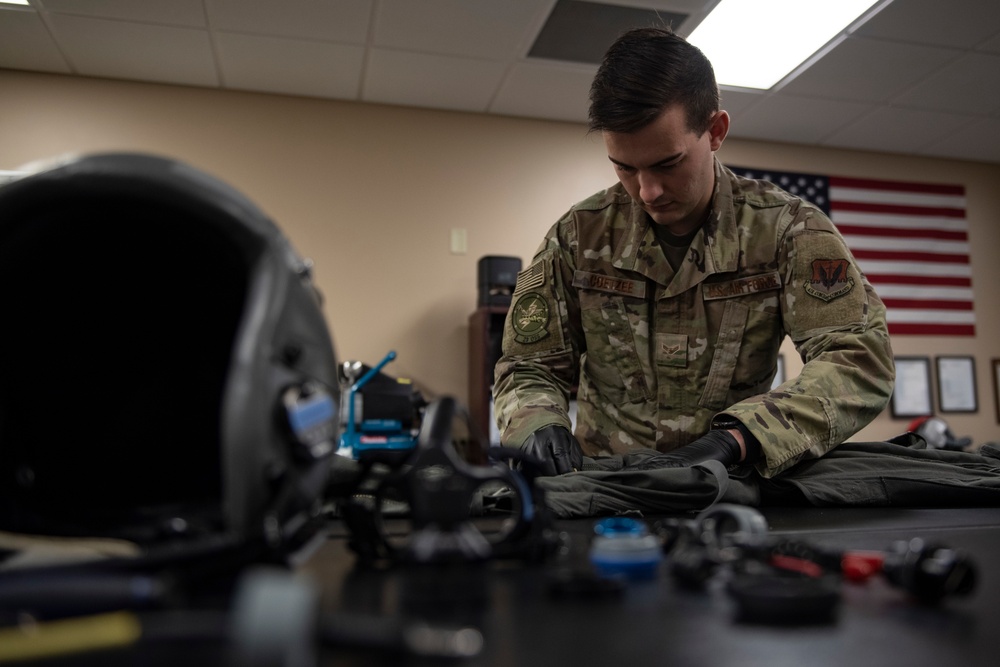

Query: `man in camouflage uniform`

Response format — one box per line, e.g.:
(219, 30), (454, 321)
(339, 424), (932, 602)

(493, 27), (895, 478)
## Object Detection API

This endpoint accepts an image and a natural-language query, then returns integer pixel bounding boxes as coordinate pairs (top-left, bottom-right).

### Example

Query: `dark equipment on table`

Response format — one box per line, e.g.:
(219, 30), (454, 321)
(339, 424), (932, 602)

(658, 504), (977, 624)
(0, 152), (340, 560)
(339, 396), (558, 565)
(0, 567), (482, 665)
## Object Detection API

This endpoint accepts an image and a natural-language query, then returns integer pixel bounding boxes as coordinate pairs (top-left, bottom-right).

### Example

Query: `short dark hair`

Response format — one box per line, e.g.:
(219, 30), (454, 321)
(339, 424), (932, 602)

(588, 27), (720, 135)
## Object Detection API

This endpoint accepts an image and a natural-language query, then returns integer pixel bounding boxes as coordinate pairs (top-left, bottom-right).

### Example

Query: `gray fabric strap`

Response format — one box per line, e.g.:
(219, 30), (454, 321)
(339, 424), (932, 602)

(693, 459), (730, 507)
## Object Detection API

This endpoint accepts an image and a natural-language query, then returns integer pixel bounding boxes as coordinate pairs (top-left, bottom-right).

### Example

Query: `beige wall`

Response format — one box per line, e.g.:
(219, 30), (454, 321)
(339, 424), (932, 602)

(2, 69), (999, 446)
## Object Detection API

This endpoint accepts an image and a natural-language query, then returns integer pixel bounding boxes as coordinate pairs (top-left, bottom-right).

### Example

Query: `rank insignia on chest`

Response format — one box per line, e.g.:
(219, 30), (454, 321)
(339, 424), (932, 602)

(511, 292), (551, 343)
(656, 333), (688, 368)
(805, 258), (855, 302)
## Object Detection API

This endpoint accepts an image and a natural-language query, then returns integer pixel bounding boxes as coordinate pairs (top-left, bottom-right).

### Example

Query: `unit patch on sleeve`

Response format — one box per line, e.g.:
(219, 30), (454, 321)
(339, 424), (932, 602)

(804, 258), (855, 302)
(510, 292), (551, 343)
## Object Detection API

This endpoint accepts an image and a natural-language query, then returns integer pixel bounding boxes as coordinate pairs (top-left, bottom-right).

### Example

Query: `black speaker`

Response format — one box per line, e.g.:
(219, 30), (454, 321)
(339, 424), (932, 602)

(477, 255), (522, 307)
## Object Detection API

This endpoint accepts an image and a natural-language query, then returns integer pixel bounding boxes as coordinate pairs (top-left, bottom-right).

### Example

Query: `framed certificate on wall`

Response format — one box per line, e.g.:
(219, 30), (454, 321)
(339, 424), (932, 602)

(891, 356), (933, 419)
(936, 356), (977, 413)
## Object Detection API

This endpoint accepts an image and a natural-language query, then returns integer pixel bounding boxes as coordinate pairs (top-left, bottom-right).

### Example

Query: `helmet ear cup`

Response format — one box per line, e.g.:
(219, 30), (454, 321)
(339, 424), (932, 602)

(0, 153), (340, 554)
(914, 417), (972, 451)
(918, 418), (949, 449)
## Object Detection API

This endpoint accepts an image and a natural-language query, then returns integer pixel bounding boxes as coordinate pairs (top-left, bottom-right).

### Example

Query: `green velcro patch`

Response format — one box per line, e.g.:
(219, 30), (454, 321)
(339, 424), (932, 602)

(804, 258), (855, 302)
(513, 262), (545, 294)
(510, 292), (551, 344)
(790, 231), (866, 337)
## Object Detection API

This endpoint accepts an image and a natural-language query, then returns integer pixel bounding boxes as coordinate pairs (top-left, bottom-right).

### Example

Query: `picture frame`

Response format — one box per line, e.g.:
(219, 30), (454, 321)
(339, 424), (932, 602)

(890, 356), (933, 419)
(994, 359), (1000, 424)
(936, 356), (977, 413)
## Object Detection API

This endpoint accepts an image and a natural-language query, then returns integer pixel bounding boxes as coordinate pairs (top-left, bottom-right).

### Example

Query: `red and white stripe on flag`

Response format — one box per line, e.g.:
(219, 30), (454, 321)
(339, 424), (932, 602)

(829, 176), (974, 337)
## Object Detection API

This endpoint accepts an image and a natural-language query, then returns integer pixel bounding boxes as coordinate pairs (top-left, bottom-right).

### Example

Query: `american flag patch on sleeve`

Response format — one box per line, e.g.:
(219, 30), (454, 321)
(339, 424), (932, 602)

(514, 262), (545, 293)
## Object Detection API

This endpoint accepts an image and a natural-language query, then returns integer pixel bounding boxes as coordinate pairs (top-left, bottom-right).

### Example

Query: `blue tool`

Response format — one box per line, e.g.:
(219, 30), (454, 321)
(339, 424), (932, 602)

(337, 351), (420, 461)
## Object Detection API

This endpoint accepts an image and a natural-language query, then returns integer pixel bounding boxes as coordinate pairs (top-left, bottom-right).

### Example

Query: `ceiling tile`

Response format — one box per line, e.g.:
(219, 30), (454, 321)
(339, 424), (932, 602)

(917, 116), (1000, 163)
(215, 32), (364, 100)
(892, 52), (1000, 115)
(779, 36), (959, 103)
(731, 94), (874, 145)
(1, 0), (999, 165)
(47, 13), (218, 86)
(821, 106), (976, 156)
(374, 0), (547, 59)
(976, 31), (1000, 54)
(205, 0), (373, 43)
(37, 0), (206, 27)
(490, 61), (592, 123)
(0, 7), (71, 73)
(598, 0), (708, 11)
(853, 0), (1000, 50)
(363, 49), (509, 113)
(718, 87), (767, 119)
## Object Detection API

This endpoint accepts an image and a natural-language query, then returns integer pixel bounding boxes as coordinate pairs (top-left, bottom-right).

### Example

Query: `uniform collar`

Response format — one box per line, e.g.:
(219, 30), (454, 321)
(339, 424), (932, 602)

(613, 157), (739, 293)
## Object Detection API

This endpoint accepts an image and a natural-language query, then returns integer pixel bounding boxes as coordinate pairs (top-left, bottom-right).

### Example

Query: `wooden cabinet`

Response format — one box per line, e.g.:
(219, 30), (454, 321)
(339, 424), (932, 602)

(467, 305), (509, 448)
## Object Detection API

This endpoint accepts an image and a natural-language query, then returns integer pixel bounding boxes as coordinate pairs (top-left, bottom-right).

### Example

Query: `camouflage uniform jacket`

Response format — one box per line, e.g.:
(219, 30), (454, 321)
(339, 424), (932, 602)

(493, 159), (895, 478)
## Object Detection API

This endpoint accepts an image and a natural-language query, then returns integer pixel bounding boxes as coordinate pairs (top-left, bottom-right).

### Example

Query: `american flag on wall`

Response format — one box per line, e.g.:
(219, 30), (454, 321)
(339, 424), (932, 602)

(731, 167), (975, 336)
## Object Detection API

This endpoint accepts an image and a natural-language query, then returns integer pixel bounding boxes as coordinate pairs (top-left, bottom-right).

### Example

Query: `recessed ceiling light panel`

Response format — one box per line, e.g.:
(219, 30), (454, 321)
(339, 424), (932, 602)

(688, 0), (891, 90)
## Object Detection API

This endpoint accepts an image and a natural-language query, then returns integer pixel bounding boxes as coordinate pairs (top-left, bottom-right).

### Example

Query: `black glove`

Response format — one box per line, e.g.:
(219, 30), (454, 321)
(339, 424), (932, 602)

(520, 425), (583, 476)
(651, 429), (745, 469)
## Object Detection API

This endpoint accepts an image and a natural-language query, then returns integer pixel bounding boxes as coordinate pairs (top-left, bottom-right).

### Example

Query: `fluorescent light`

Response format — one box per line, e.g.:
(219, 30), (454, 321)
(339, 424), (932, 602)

(688, 0), (890, 90)
(0, 1), (33, 6)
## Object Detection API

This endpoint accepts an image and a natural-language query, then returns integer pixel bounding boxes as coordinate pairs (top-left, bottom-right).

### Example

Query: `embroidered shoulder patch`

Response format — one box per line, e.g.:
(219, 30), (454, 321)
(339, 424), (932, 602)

(510, 292), (550, 343)
(804, 258), (855, 302)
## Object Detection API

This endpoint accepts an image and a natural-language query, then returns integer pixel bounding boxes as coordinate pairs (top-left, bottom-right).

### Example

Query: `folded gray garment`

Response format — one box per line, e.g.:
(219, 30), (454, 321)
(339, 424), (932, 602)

(536, 434), (1000, 519)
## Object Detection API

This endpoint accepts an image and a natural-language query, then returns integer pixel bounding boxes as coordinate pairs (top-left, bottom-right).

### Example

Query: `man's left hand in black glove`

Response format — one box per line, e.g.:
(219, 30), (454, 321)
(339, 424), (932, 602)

(519, 425), (583, 476)
(651, 419), (762, 469)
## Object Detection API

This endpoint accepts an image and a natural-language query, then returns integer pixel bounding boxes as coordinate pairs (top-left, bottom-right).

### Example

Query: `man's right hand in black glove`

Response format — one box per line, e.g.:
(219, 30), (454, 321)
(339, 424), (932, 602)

(520, 425), (583, 476)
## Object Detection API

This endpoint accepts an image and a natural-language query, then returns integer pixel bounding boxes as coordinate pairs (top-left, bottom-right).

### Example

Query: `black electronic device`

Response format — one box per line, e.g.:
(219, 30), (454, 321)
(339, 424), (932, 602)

(339, 396), (558, 565)
(0, 152), (340, 560)
(477, 255), (522, 307)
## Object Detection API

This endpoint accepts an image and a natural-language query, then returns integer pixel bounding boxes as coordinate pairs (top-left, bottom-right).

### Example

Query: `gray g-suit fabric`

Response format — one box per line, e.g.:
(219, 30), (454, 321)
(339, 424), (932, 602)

(536, 434), (1000, 518)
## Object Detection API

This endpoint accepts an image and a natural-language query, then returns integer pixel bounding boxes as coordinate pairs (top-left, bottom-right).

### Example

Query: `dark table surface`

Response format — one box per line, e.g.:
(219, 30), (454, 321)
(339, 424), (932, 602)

(299, 506), (1000, 667)
(3, 507), (997, 666)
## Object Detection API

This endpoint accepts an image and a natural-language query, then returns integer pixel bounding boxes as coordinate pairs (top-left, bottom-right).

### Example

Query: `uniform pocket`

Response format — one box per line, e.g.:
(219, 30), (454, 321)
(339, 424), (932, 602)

(579, 292), (651, 403)
(698, 299), (748, 409)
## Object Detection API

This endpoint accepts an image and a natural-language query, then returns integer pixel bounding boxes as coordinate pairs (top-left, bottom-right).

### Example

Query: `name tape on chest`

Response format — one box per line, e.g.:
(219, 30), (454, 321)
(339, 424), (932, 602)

(702, 271), (781, 301)
(572, 270), (647, 298)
